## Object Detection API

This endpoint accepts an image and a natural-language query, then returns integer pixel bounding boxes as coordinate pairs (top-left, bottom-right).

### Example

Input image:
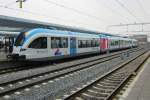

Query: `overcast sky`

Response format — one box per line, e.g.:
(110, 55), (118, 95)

(0, 0), (150, 40)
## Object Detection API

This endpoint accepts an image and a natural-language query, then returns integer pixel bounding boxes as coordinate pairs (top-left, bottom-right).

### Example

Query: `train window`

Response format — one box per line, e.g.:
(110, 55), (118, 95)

(121, 40), (123, 45)
(113, 41), (115, 46)
(86, 40), (91, 47)
(78, 40), (82, 48)
(91, 40), (94, 47)
(95, 40), (99, 47)
(51, 37), (56, 48)
(29, 37), (47, 49)
(86, 40), (88, 47)
(115, 41), (119, 45)
(93, 40), (96, 47)
(79, 40), (86, 48)
(61, 38), (68, 48)
(115, 41), (117, 45)
(82, 40), (86, 48)
(51, 37), (60, 48)
(14, 32), (25, 46)
(78, 40), (86, 48)
(51, 37), (68, 48)
(78, 39), (99, 48)
(110, 41), (114, 46)
(112, 41), (115, 46)
(110, 41), (112, 46)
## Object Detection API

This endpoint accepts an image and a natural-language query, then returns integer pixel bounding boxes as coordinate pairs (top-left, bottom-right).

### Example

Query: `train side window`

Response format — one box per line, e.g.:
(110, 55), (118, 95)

(51, 37), (56, 48)
(110, 41), (114, 46)
(78, 40), (82, 48)
(79, 40), (87, 48)
(29, 37), (47, 49)
(86, 40), (91, 47)
(114, 41), (116, 45)
(78, 40), (98, 48)
(82, 40), (86, 48)
(86, 40), (88, 47)
(93, 40), (97, 47)
(115, 41), (117, 45)
(115, 41), (118, 45)
(51, 37), (68, 48)
(78, 40), (85, 48)
(91, 40), (94, 47)
(89, 40), (92, 47)
(61, 37), (68, 48)
(51, 37), (60, 48)
(95, 40), (99, 47)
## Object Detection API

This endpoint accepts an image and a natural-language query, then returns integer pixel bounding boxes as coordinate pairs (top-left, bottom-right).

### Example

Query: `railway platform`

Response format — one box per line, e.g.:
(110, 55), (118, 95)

(0, 50), (8, 61)
(121, 56), (150, 100)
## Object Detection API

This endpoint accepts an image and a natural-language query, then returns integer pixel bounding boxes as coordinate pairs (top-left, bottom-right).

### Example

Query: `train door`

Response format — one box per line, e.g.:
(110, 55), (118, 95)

(70, 37), (76, 56)
(100, 38), (104, 51)
(100, 38), (108, 51)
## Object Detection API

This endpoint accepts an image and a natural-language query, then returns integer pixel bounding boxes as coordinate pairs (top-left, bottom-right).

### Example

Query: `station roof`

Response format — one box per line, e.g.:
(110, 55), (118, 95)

(0, 15), (99, 34)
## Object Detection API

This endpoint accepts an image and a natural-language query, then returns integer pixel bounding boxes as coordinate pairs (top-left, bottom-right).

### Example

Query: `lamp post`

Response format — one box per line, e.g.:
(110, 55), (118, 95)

(16, 0), (26, 8)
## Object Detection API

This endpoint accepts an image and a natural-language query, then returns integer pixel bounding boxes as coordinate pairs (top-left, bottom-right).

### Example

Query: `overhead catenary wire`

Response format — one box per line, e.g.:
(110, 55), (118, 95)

(136, 0), (149, 17)
(0, 1), (68, 22)
(95, 0), (131, 24)
(2, 0), (150, 34)
(115, 0), (142, 23)
(43, 0), (111, 24)
(0, 0), (108, 29)
(0, 0), (109, 27)
(0, 5), (78, 24)
(0, 5), (105, 31)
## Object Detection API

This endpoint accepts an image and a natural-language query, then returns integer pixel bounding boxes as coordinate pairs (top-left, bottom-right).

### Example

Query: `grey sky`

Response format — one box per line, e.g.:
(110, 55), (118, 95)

(0, 0), (150, 39)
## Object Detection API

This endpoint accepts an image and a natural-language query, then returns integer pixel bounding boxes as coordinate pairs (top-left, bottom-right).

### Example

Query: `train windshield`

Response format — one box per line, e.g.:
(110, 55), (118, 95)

(14, 32), (25, 46)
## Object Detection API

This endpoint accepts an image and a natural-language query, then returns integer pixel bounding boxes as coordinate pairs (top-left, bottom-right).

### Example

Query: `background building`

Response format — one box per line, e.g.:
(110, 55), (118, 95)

(130, 34), (148, 44)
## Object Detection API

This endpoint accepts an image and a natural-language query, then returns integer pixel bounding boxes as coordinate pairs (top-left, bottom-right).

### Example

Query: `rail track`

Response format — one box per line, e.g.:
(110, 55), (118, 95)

(0, 46), (147, 100)
(64, 49), (150, 100)
(0, 61), (44, 75)
(0, 47), (143, 75)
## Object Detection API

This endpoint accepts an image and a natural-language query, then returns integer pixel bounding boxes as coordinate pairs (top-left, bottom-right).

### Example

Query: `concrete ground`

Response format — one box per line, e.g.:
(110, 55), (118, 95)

(120, 56), (150, 100)
(0, 49), (8, 61)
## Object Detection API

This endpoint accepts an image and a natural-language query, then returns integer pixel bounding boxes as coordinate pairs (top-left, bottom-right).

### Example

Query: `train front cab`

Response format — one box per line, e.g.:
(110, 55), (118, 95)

(7, 32), (26, 60)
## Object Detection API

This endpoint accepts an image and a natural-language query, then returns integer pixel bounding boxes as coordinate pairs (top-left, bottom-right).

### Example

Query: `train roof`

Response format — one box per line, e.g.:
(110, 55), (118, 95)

(26, 28), (99, 39)
(99, 33), (136, 41)
(23, 28), (137, 41)
(100, 32), (115, 36)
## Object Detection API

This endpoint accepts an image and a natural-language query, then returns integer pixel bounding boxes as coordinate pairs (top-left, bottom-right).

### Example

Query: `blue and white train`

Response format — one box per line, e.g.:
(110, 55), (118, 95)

(8, 28), (138, 61)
